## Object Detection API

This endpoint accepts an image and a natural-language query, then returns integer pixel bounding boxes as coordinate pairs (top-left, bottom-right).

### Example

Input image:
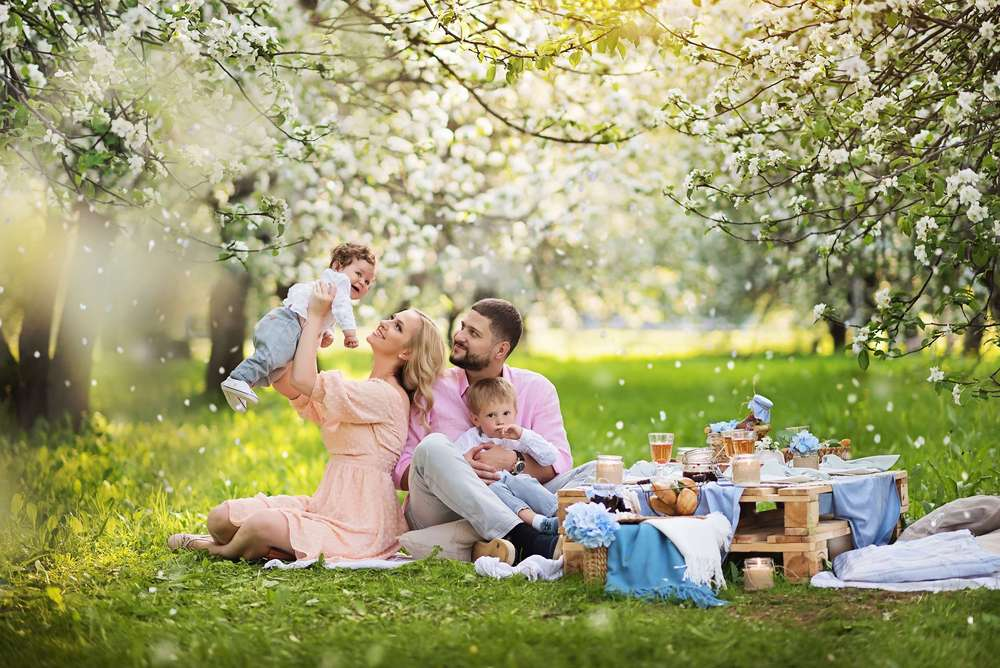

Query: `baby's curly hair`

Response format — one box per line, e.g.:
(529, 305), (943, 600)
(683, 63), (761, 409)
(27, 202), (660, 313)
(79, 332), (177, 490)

(329, 242), (376, 270)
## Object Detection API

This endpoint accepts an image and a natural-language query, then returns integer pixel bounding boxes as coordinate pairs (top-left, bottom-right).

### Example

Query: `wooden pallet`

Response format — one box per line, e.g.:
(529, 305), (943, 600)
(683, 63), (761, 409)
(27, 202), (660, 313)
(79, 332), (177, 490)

(556, 471), (909, 582)
(733, 470), (909, 582)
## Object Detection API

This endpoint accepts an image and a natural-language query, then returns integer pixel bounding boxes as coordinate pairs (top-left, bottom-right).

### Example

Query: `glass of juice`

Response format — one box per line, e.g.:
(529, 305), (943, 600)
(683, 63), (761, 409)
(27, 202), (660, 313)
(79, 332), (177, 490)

(722, 430), (736, 458)
(648, 432), (675, 464)
(733, 429), (756, 455)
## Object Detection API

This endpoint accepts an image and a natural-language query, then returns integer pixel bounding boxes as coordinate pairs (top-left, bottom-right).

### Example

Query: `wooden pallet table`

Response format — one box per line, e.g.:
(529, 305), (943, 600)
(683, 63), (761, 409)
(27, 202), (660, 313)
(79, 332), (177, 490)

(556, 471), (909, 583)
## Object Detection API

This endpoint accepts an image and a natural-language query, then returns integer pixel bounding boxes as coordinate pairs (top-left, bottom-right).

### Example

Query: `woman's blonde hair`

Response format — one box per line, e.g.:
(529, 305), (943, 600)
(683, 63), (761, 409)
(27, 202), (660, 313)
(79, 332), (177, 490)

(396, 310), (446, 428)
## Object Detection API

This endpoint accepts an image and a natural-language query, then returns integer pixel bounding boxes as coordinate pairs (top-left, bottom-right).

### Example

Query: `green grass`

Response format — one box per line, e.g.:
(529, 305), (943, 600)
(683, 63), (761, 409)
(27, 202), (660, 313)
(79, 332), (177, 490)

(2, 351), (999, 666)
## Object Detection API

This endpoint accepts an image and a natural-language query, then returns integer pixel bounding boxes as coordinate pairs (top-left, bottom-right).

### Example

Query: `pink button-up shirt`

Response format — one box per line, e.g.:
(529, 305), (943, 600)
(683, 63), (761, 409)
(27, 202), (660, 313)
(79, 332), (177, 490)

(393, 365), (573, 489)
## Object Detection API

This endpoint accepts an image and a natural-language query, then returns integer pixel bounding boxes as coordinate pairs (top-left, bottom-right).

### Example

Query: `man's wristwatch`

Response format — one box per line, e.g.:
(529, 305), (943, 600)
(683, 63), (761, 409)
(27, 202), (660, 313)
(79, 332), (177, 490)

(511, 451), (526, 475)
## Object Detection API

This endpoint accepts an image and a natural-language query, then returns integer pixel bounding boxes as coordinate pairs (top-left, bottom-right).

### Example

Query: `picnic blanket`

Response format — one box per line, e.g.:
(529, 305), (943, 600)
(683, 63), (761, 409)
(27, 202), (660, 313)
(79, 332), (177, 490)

(812, 529), (1000, 592)
(828, 472), (900, 548)
(694, 482), (742, 544)
(605, 523), (726, 608)
(263, 555), (414, 570)
(645, 513), (731, 588)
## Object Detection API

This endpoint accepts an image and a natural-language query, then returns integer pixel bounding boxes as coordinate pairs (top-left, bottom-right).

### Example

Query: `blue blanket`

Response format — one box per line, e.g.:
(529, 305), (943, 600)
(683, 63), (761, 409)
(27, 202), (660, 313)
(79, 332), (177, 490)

(829, 473), (900, 548)
(605, 524), (726, 608)
(695, 482), (743, 544)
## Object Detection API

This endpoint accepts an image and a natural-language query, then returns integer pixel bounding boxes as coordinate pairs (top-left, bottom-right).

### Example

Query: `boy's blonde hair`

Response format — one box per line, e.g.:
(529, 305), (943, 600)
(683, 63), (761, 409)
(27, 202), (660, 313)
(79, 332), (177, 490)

(329, 242), (376, 270)
(466, 377), (517, 415)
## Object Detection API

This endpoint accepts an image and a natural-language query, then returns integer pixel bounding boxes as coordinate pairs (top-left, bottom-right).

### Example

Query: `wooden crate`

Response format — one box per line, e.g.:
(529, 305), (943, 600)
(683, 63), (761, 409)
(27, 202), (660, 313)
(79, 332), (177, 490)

(556, 471), (909, 582)
(557, 488), (588, 574)
(732, 470), (909, 582)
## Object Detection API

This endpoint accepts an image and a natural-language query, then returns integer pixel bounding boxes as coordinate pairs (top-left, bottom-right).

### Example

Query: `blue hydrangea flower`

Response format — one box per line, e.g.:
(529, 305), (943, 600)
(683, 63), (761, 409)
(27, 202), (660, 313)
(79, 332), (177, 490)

(564, 502), (620, 548)
(789, 430), (820, 455)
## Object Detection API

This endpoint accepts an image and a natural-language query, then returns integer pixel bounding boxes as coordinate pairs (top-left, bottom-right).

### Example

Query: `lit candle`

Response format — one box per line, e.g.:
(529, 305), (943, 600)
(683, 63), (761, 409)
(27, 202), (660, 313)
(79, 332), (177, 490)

(743, 557), (775, 591)
(595, 455), (624, 484)
(732, 454), (761, 485)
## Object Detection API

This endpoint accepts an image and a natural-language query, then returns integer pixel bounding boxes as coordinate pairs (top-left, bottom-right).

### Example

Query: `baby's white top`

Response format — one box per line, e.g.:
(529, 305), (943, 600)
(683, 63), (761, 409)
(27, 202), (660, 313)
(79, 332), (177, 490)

(282, 268), (356, 332)
(452, 426), (557, 467)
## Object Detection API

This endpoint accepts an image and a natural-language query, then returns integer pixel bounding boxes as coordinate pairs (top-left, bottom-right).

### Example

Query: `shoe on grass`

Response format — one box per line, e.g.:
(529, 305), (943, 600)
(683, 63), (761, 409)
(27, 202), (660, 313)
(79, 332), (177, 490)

(167, 533), (213, 551)
(472, 537), (515, 565)
(221, 377), (258, 412)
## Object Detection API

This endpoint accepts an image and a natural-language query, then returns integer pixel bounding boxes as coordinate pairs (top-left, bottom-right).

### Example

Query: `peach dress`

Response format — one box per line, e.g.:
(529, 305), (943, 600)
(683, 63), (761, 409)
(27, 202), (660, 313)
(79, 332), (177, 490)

(223, 371), (409, 561)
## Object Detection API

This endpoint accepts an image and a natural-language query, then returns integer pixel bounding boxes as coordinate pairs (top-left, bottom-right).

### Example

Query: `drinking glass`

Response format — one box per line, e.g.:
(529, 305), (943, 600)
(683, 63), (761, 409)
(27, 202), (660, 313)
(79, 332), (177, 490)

(722, 430), (736, 458)
(733, 429), (756, 455)
(648, 432), (674, 464)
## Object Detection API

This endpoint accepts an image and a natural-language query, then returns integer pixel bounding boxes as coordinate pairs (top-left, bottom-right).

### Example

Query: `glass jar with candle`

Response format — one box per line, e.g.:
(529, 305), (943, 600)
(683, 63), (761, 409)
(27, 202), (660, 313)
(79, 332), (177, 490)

(743, 557), (776, 591)
(731, 454), (761, 485)
(595, 455), (624, 484)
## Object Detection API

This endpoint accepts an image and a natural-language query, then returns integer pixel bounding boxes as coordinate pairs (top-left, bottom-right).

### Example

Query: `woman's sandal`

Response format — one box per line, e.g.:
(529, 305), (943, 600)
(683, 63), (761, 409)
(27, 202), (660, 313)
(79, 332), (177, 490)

(167, 533), (214, 551)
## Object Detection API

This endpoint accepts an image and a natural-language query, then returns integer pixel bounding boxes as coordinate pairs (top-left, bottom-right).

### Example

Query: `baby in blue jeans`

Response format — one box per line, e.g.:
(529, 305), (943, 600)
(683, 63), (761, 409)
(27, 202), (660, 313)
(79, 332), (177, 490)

(454, 377), (559, 534)
(220, 243), (376, 412)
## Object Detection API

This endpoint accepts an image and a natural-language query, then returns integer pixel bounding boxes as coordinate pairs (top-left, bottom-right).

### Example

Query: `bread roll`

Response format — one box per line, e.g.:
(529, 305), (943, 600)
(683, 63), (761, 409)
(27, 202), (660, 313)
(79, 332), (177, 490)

(676, 487), (698, 515)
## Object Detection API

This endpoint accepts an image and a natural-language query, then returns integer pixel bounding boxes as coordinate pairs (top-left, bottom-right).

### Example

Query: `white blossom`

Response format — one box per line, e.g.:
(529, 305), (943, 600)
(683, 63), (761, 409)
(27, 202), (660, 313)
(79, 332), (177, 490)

(914, 216), (938, 241)
(952, 384), (962, 406)
(874, 287), (891, 310)
(967, 201), (988, 223)
(813, 303), (827, 320)
(926, 367), (945, 383)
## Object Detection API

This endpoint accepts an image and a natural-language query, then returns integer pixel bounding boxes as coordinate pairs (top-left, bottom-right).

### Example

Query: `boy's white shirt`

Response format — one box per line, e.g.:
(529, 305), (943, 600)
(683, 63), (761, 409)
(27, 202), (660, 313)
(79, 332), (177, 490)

(282, 268), (357, 332)
(453, 426), (557, 467)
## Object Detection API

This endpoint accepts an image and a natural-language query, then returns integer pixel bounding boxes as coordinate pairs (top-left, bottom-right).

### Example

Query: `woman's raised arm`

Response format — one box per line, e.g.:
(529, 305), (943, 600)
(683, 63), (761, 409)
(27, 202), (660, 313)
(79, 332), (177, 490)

(290, 281), (334, 397)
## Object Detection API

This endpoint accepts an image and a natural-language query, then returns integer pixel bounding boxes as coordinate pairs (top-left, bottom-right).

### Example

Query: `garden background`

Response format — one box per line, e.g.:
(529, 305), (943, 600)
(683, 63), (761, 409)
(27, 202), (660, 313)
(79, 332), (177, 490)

(2, 1), (999, 666)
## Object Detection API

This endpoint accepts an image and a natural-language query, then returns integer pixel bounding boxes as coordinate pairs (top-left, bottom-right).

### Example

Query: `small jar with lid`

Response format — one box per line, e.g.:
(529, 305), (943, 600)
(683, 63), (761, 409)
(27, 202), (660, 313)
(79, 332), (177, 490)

(595, 455), (624, 484)
(731, 454), (761, 485)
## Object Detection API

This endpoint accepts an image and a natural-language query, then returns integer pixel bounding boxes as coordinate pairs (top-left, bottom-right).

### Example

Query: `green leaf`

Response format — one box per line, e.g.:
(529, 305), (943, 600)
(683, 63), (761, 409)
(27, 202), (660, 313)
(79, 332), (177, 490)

(972, 244), (993, 268)
(485, 64), (496, 82)
(46, 587), (65, 611)
(569, 50), (582, 67)
(857, 349), (870, 370)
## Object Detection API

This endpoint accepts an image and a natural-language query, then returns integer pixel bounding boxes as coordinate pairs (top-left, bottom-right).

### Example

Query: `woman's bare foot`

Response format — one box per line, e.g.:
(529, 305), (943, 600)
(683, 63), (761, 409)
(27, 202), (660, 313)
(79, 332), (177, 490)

(167, 533), (215, 551)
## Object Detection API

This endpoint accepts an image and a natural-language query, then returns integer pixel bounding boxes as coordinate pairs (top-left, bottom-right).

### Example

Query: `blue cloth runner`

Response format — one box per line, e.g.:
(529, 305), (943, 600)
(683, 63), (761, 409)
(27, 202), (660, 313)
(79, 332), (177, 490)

(829, 473), (900, 548)
(694, 482), (743, 544)
(605, 524), (726, 607)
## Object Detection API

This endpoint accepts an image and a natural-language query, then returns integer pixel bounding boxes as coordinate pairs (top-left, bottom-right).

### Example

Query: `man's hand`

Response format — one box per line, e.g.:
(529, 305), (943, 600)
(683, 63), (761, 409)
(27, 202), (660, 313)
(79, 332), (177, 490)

(472, 443), (517, 480)
(319, 330), (335, 348)
(497, 424), (523, 440)
(463, 443), (500, 482)
(343, 330), (359, 348)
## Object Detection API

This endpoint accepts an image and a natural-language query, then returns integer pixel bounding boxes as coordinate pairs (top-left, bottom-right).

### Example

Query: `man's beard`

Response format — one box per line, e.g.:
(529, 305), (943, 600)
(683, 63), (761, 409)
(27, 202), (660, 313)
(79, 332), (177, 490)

(450, 344), (490, 371)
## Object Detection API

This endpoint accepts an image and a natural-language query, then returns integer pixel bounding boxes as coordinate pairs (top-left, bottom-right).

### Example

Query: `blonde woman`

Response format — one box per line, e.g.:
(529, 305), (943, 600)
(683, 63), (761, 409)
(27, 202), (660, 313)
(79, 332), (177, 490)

(169, 281), (446, 562)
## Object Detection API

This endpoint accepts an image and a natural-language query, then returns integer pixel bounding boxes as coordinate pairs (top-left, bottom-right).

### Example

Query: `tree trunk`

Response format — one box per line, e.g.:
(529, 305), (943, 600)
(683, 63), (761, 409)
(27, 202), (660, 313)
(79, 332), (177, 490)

(204, 266), (251, 401)
(15, 214), (68, 428)
(827, 320), (847, 352)
(47, 210), (115, 427)
(0, 332), (16, 405)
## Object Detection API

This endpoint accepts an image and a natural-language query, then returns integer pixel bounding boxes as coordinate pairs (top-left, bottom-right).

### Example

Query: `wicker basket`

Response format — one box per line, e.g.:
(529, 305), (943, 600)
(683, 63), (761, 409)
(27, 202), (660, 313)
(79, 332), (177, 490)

(782, 445), (851, 463)
(582, 546), (608, 583)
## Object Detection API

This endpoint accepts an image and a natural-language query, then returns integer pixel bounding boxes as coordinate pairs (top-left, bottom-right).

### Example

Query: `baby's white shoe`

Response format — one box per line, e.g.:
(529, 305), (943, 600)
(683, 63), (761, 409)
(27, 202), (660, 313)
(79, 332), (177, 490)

(221, 377), (259, 412)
